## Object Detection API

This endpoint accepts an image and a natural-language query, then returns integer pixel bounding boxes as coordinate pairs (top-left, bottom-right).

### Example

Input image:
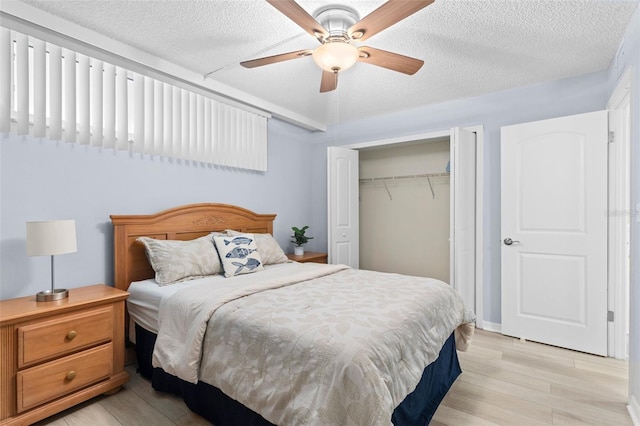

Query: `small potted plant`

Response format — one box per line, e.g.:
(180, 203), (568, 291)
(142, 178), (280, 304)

(291, 226), (313, 256)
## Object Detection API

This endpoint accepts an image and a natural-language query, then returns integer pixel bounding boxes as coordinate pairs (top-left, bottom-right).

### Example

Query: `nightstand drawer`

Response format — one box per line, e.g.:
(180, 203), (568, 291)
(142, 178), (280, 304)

(18, 306), (113, 368)
(16, 343), (113, 412)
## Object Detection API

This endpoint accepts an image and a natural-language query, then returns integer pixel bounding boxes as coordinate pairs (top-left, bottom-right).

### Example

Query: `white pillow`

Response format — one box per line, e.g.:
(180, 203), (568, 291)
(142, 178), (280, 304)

(137, 232), (222, 285)
(225, 230), (289, 265)
(214, 233), (264, 278)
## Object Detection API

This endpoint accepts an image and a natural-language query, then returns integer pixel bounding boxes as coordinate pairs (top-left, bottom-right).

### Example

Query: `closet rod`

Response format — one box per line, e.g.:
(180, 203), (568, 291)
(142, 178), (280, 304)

(359, 172), (450, 183)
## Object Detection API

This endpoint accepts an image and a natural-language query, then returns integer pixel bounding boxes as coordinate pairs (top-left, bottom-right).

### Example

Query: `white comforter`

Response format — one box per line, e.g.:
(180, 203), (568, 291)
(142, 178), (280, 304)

(152, 262), (475, 426)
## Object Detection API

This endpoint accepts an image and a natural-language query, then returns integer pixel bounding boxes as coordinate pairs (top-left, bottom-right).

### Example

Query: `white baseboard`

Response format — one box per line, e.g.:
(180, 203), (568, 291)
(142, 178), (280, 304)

(629, 394), (640, 426)
(478, 321), (501, 333)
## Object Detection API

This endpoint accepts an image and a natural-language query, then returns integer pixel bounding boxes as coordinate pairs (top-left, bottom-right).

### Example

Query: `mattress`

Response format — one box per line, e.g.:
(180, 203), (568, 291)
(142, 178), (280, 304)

(128, 276), (205, 335)
(127, 263), (292, 335)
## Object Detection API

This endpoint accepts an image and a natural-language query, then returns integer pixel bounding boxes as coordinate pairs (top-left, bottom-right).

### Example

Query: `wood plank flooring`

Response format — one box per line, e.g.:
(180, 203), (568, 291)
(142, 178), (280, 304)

(432, 330), (631, 426)
(35, 329), (632, 425)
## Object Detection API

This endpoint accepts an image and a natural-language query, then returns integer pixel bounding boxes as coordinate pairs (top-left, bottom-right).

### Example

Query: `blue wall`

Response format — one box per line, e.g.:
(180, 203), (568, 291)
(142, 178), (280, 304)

(0, 118), (316, 299)
(310, 70), (610, 326)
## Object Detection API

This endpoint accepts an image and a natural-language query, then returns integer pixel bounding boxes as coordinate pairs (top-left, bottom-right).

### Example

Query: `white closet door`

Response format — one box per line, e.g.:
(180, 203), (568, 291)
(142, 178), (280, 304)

(327, 147), (359, 267)
(450, 128), (477, 313)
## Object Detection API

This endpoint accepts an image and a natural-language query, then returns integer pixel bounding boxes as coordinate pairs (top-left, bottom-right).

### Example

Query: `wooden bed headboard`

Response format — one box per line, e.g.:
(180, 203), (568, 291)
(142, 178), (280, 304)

(110, 203), (276, 291)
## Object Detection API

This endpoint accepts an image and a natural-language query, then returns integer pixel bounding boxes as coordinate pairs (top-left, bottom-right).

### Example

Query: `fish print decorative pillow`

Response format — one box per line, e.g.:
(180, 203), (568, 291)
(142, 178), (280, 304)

(225, 230), (289, 265)
(213, 233), (264, 278)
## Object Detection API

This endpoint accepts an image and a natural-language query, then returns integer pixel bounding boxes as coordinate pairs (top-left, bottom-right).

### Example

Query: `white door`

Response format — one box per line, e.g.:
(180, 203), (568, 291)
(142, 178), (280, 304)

(451, 128), (477, 313)
(327, 147), (359, 267)
(501, 111), (608, 356)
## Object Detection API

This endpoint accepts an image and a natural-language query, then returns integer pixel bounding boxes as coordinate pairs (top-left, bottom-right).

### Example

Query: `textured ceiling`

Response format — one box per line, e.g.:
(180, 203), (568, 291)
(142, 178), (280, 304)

(15, 0), (640, 127)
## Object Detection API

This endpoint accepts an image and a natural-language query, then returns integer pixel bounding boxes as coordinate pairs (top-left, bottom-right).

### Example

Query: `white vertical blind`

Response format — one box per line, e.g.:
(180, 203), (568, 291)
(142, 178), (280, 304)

(32, 38), (46, 137)
(196, 94), (204, 161)
(189, 92), (197, 162)
(63, 48), (76, 143)
(230, 108), (239, 167)
(163, 83), (172, 157)
(144, 75), (153, 154)
(203, 98), (211, 162)
(90, 58), (103, 146)
(133, 72), (144, 153)
(2, 27), (268, 171)
(78, 53), (90, 145)
(216, 103), (226, 166)
(154, 80), (163, 154)
(49, 44), (62, 140)
(15, 32), (28, 135)
(103, 63), (115, 148)
(115, 67), (127, 150)
(0, 28), (11, 132)
(172, 86), (181, 158)
(212, 102), (221, 163)
(181, 89), (189, 160)
(220, 105), (230, 166)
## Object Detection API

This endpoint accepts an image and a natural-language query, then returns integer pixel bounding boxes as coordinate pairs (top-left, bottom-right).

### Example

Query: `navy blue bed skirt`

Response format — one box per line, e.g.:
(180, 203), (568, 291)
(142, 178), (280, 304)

(134, 324), (460, 425)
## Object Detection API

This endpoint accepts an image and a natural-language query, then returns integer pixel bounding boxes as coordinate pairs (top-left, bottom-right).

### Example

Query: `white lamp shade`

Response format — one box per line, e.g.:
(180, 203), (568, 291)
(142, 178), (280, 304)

(26, 220), (78, 256)
(312, 42), (359, 72)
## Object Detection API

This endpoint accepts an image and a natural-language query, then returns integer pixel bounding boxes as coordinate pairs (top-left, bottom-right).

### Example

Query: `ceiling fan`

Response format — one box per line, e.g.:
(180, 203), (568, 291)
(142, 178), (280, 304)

(241, 0), (434, 93)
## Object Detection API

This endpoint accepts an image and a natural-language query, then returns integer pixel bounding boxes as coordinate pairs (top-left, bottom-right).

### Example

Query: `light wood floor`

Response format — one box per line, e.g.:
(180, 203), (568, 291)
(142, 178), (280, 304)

(35, 329), (632, 425)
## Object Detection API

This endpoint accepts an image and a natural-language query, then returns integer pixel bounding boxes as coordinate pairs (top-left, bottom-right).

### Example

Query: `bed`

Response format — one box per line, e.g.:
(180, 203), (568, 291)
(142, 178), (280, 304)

(110, 203), (474, 425)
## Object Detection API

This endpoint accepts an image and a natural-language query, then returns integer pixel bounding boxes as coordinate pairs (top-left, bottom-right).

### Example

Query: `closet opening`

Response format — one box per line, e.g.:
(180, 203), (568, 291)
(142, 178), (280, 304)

(358, 137), (451, 282)
(328, 126), (483, 325)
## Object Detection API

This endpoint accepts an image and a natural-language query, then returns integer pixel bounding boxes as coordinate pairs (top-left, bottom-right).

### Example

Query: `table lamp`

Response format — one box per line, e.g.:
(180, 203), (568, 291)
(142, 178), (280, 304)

(26, 220), (77, 301)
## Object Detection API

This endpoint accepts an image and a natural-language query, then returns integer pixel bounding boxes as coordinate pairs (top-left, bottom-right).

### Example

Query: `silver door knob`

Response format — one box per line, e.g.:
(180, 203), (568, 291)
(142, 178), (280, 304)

(503, 238), (520, 245)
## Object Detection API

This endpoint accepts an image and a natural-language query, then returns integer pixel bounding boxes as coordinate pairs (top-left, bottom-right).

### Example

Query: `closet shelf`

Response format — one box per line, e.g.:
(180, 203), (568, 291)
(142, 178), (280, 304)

(359, 172), (450, 200)
(359, 172), (450, 183)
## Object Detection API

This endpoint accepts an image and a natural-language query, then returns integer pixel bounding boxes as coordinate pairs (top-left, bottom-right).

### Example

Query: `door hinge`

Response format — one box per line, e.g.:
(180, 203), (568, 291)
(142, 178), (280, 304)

(608, 310), (615, 322)
(609, 131), (615, 143)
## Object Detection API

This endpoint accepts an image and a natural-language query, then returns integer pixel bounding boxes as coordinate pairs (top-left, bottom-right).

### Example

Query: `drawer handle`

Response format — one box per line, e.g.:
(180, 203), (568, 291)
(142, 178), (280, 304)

(66, 330), (77, 340)
(66, 370), (77, 381)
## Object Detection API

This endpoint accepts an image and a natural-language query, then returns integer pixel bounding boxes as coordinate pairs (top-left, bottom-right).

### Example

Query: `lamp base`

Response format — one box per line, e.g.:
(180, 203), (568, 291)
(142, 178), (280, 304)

(36, 288), (69, 302)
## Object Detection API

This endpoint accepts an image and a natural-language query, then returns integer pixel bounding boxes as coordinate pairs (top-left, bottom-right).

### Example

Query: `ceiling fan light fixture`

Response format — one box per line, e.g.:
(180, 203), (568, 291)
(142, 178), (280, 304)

(241, 0), (432, 93)
(312, 42), (359, 73)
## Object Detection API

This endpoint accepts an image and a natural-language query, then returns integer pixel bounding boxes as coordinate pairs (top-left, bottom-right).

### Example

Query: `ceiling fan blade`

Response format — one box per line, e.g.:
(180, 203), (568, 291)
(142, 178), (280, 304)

(358, 46), (424, 75)
(348, 0), (434, 42)
(241, 49), (312, 68)
(320, 70), (338, 93)
(266, 0), (329, 41)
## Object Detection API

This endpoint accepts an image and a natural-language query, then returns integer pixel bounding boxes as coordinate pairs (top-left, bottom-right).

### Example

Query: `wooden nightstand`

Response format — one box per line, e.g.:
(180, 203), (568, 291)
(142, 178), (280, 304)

(287, 251), (328, 264)
(0, 284), (129, 425)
